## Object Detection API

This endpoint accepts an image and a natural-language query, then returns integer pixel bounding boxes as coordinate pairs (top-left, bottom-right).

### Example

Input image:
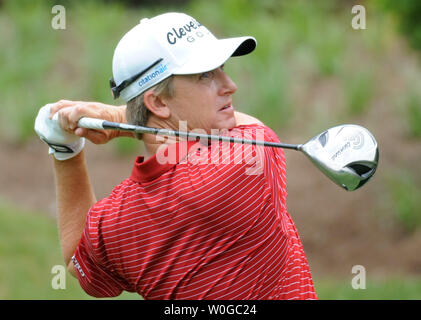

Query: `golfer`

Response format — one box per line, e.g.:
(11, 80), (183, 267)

(35, 12), (317, 300)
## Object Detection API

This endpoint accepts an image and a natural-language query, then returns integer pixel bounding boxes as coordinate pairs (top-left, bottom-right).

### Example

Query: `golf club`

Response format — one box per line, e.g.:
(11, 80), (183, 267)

(77, 118), (379, 191)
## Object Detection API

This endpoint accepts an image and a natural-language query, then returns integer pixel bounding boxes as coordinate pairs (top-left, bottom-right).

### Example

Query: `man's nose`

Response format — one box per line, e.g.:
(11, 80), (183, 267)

(218, 70), (238, 96)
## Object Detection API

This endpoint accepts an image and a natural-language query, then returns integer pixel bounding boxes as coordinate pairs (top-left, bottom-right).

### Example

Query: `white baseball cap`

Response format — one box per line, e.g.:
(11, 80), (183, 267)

(110, 12), (256, 101)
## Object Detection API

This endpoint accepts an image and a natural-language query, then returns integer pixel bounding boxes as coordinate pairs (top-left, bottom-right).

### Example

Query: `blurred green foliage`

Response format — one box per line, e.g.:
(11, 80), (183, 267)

(343, 70), (374, 116)
(379, 0), (421, 51)
(406, 93), (421, 138)
(0, 1), (59, 141)
(0, 0), (419, 146)
(1, 0), (421, 300)
(0, 199), (88, 299)
(0, 200), (139, 299)
(314, 276), (421, 300)
(0, 0), (382, 145)
(387, 172), (421, 234)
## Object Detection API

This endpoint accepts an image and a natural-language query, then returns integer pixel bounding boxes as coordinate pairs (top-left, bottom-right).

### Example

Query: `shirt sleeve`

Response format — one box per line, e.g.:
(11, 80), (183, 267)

(228, 123), (283, 176)
(72, 204), (127, 298)
(231, 124), (289, 210)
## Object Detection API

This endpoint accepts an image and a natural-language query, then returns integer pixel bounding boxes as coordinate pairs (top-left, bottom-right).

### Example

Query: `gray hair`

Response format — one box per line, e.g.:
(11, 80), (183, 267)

(126, 76), (174, 139)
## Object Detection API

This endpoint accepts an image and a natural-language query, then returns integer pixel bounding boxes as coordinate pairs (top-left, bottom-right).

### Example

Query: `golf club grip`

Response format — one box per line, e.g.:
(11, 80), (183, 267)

(78, 117), (105, 130)
(78, 117), (151, 133)
(77, 117), (300, 150)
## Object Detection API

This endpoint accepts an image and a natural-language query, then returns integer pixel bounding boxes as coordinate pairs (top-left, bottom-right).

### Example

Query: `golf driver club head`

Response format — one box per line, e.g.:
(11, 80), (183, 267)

(299, 124), (379, 191)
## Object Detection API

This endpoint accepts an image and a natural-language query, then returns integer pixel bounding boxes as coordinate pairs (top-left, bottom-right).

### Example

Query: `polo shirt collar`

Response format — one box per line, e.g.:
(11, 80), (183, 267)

(130, 140), (200, 183)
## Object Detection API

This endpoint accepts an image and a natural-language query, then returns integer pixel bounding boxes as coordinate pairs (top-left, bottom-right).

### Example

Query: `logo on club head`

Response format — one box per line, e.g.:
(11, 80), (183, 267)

(330, 128), (365, 161)
(331, 141), (351, 161)
(348, 131), (364, 150)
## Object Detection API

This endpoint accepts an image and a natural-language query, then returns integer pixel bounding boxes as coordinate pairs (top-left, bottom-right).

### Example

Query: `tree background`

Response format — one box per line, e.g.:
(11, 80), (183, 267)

(0, 0), (420, 299)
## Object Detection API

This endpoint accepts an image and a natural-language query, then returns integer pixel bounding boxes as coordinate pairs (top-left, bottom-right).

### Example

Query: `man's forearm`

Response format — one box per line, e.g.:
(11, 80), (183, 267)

(53, 150), (96, 267)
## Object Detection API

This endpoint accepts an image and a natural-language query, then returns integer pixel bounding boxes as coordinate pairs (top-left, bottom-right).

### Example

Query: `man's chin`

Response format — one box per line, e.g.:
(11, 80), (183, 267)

(216, 118), (237, 131)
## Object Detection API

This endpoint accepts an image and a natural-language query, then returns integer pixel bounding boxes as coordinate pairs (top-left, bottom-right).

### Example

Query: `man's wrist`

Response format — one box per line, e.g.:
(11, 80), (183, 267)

(53, 148), (85, 165)
(117, 105), (127, 123)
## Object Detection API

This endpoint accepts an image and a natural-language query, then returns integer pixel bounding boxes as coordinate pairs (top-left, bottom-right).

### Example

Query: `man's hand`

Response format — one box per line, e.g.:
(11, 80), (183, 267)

(49, 100), (133, 144)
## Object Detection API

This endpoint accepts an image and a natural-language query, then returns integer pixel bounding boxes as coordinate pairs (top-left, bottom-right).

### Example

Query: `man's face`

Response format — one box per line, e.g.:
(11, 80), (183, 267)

(165, 66), (238, 133)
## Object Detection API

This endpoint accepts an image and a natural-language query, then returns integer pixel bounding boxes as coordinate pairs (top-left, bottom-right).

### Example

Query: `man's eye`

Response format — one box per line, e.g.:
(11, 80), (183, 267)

(199, 71), (212, 79)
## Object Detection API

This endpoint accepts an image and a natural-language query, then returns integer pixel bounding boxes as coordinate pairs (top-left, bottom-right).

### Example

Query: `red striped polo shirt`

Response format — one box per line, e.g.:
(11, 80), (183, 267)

(72, 124), (317, 300)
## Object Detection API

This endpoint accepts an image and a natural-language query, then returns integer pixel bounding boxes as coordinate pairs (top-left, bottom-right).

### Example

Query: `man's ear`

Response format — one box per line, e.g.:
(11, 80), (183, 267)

(143, 90), (171, 119)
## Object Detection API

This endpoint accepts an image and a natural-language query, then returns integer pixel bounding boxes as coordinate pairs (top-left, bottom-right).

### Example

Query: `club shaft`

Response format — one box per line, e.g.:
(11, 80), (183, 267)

(78, 118), (300, 150)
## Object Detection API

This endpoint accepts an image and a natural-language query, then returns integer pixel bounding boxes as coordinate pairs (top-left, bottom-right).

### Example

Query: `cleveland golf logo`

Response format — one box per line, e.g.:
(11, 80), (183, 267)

(331, 130), (365, 161)
(350, 131), (365, 150)
(166, 19), (205, 44)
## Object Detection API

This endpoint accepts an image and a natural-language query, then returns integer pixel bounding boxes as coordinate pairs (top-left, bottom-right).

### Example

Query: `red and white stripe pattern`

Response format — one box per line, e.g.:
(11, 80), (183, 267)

(73, 124), (317, 300)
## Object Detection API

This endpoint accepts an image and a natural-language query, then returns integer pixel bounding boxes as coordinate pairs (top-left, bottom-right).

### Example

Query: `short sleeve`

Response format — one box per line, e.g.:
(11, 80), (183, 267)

(72, 210), (127, 298)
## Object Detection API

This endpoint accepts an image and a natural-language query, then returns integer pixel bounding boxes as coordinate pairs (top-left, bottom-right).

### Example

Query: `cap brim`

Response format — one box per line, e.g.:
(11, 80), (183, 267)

(173, 36), (256, 75)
